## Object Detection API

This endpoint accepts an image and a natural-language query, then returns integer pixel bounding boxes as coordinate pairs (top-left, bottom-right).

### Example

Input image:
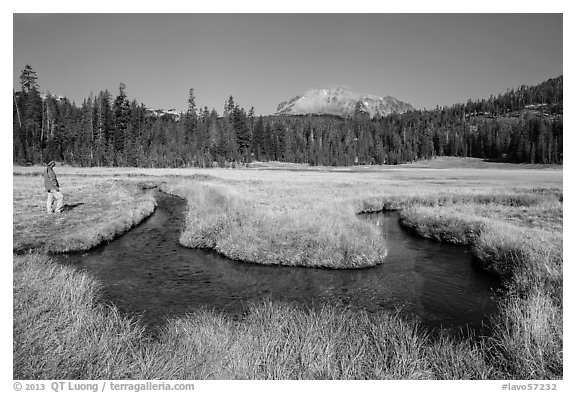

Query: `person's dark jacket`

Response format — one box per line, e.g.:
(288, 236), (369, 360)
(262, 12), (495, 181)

(44, 166), (59, 192)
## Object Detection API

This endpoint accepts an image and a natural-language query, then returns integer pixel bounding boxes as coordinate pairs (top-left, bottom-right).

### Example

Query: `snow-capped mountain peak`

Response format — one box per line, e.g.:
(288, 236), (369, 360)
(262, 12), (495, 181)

(276, 87), (414, 118)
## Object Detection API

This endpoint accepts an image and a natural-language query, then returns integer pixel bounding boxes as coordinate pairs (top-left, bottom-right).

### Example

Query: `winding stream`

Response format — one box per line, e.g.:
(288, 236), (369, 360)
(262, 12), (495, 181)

(56, 191), (500, 334)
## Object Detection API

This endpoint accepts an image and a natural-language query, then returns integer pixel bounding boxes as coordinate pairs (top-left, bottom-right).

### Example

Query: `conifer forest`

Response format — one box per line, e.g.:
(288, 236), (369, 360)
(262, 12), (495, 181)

(13, 65), (562, 167)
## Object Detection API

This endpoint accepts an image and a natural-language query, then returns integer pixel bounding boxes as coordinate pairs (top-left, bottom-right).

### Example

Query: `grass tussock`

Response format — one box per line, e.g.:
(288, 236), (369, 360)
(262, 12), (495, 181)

(13, 253), (147, 379)
(163, 181), (387, 268)
(488, 290), (563, 379)
(144, 301), (493, 380)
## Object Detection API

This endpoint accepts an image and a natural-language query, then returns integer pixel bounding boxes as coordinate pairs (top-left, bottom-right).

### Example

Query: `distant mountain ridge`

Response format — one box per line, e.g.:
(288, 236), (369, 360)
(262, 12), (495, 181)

(276, 87), (414, 118)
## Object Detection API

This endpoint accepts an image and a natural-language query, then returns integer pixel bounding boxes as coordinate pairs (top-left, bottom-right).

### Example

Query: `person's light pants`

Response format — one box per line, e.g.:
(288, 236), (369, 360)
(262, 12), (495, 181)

(46, 190), (64, 213)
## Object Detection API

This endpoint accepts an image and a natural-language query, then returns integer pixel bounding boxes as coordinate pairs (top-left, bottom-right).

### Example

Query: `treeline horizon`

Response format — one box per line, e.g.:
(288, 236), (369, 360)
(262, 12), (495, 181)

(13, 66), (562, 167)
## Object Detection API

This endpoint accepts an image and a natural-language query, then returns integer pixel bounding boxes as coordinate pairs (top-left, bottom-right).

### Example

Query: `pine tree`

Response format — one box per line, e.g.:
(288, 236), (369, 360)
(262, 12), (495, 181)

(232, 105), (252, 162)
(94, 90), (113, 165)
(184, 88), (200, 163)
(252, 116), (265, 161)
(81, 97), (95, 165)
(19, 65), (39, 93)
(113, 83), (131, 162)
(223, 96), (235, 118)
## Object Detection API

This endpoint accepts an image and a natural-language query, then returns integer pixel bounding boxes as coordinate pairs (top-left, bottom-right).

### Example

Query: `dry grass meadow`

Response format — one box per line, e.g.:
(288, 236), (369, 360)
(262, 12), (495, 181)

(12, 157), (563, 379)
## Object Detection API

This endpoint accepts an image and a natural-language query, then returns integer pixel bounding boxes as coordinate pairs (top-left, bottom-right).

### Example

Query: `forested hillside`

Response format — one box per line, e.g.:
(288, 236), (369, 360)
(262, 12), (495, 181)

(13, 65), (562, 167)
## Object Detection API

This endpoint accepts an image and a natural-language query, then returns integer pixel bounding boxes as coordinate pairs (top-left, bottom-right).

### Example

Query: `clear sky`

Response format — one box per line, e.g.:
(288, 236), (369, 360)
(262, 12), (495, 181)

(13, 13), (562, 115)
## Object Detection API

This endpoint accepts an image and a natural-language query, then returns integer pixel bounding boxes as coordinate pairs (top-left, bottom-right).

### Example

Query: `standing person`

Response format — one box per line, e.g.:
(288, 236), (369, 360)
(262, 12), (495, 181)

(44, 161), (64, 213)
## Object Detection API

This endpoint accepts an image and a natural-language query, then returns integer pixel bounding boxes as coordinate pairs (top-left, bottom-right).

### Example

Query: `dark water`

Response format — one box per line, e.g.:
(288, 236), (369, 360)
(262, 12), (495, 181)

(56, 191), (500, 334)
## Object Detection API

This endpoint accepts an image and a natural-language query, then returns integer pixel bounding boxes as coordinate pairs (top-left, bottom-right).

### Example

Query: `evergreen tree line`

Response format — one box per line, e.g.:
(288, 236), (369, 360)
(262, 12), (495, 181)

(13, 66), (562, 167)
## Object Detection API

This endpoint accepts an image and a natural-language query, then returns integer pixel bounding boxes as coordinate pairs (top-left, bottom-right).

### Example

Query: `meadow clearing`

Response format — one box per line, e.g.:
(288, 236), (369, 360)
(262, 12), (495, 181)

(12, 157), (563, 379)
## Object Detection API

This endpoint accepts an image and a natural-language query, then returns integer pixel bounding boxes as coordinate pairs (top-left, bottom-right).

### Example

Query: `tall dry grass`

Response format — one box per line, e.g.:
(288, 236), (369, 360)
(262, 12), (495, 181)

(13, 253), (147, 379)
(163, 180), (387, 268)
(488, 290), (563, 379)
(143, 300), (494, 380)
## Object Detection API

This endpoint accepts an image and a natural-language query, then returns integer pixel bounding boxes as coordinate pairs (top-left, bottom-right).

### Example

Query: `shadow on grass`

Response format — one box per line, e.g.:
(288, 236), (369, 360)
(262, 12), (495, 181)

(62, 203), (85, 212)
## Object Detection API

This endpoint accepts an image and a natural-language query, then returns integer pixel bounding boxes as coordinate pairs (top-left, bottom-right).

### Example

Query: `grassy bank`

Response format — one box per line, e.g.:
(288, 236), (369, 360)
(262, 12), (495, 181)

(393, 192), (563, 294)
(379, 191), (563, 379)
(13, 175), (156, 253)
(162, 180), (387, 268)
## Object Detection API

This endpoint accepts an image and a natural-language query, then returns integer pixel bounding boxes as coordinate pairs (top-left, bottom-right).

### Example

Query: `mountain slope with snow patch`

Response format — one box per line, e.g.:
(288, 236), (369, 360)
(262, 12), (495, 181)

(276, 87), (414, 118)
